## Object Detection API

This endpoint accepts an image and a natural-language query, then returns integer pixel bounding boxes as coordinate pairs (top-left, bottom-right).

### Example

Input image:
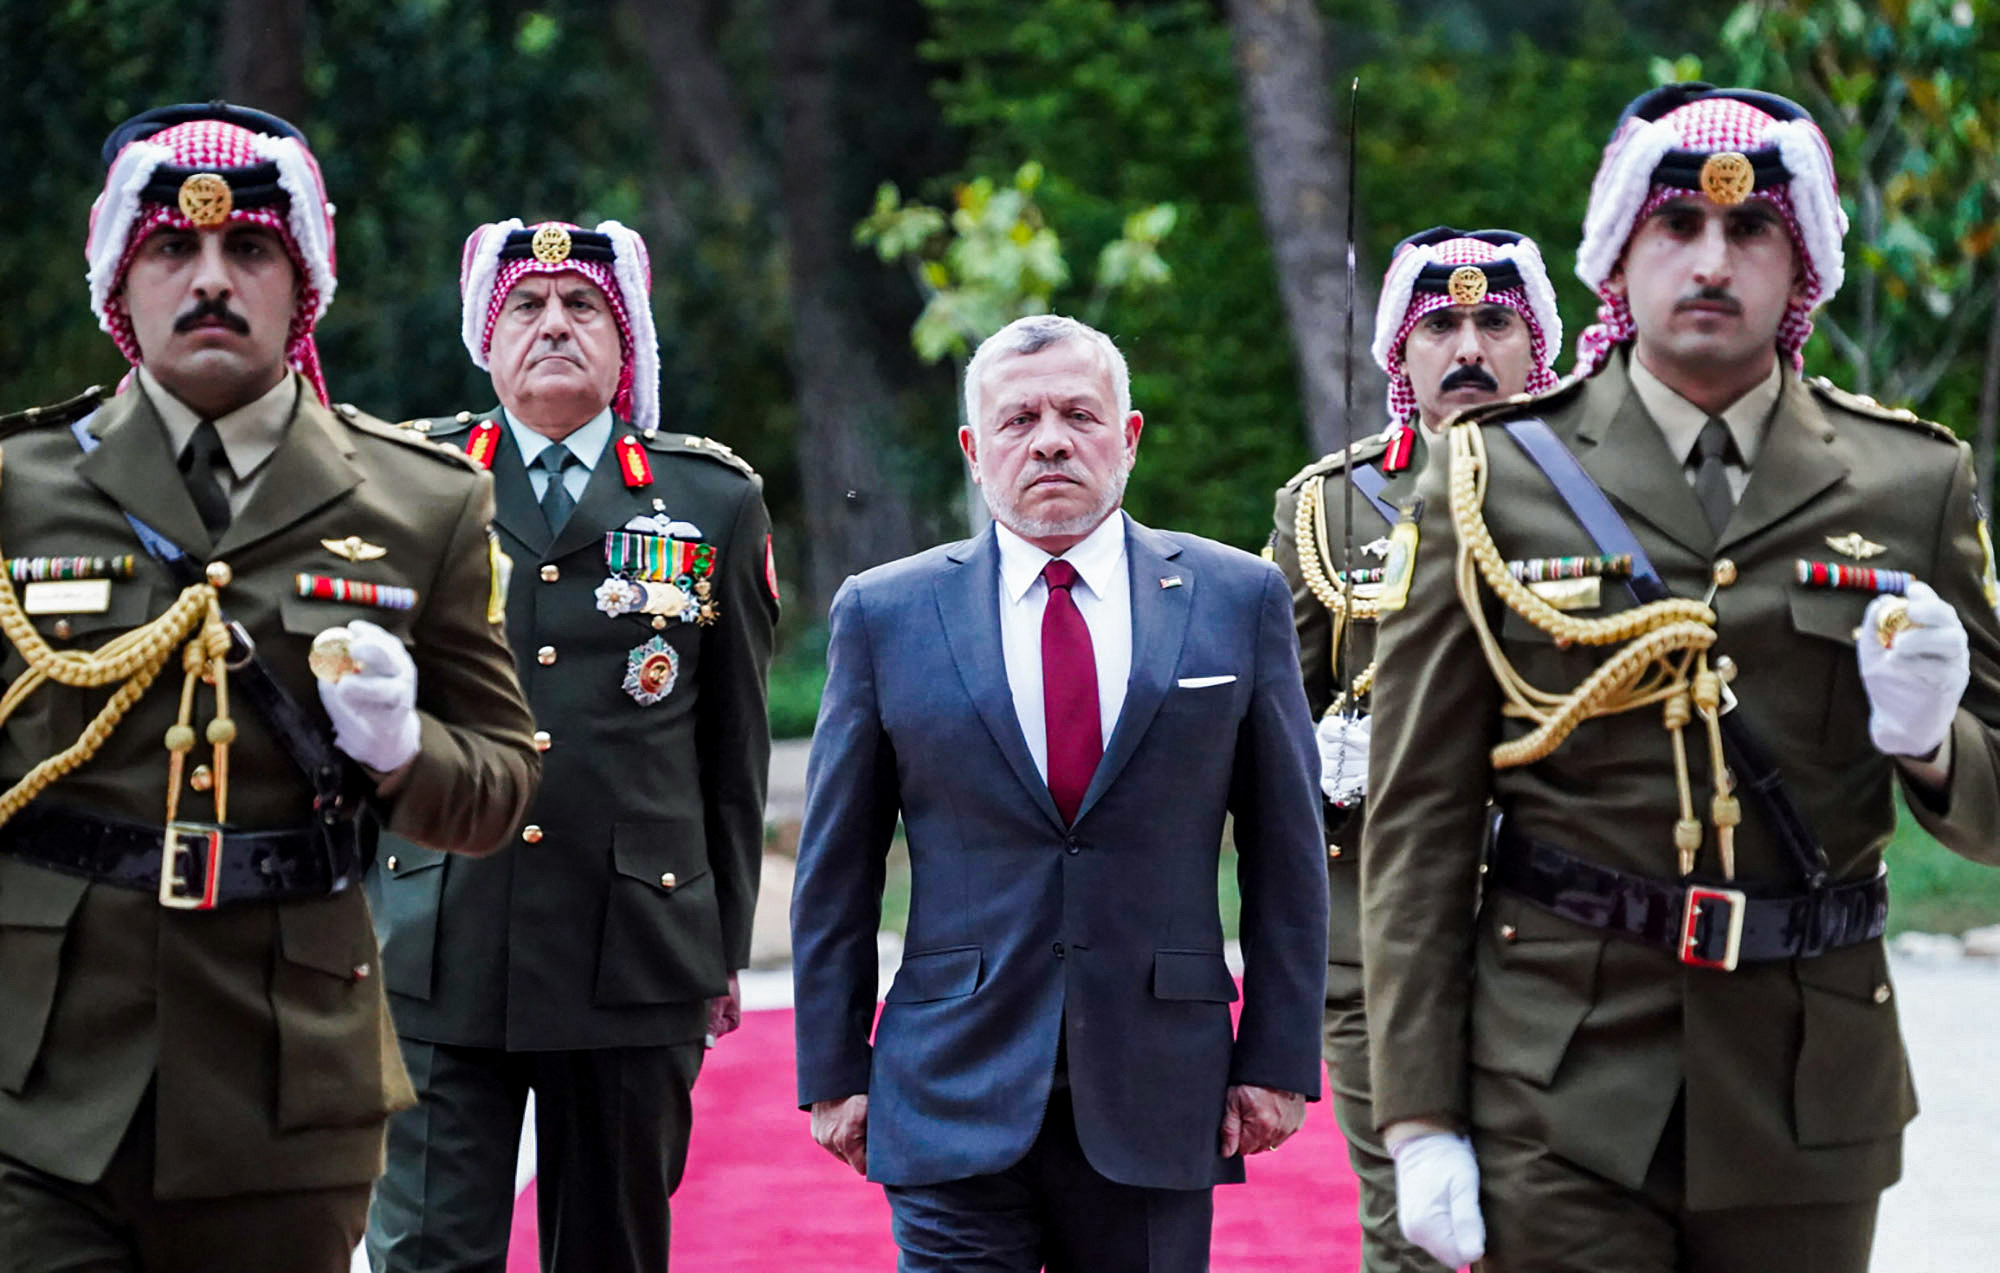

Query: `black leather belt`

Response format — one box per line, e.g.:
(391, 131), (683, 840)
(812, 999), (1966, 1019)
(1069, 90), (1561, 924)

(0, 804), (363, 910)
(1489, 825), (1887, 972)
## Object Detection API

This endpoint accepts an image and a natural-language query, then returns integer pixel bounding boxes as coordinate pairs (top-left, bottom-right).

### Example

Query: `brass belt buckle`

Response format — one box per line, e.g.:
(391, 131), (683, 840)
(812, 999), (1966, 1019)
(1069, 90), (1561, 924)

(159, 822), (224, 910)
(1679, 884), (1747, 971)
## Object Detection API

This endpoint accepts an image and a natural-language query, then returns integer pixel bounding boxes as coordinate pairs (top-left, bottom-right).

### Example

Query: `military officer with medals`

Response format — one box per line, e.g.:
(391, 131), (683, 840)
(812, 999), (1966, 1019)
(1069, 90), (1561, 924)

(1364, 84), (2000, 1272)
(1267, 227), (1562, 1273)
(365, 218), (778, 1273)
(0, 104), (541, 1272)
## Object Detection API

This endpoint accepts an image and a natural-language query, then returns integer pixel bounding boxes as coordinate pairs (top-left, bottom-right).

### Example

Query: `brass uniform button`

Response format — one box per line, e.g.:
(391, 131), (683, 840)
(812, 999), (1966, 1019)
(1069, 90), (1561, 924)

(651, 615), (668, 631)
(533, 730), (552, 752)
(206, 561), (233, 588)
(455, 411), (474, 424)
(189, 764), (214, 793)
(386, 855), (400, 871)
(1500, 924), (1519, 942)
(659, 872), (677, 891)
(1873, 983), (1892, 1004)
(1328, 845), (1343, 860)
(537, 645), (557, 665)
(1714, 655), (1738, 683)
(540, 564), (560, 583)
(1712, 559), (1738, 588)
(521, 825), (544, 844)
(52, 619), (72, 640)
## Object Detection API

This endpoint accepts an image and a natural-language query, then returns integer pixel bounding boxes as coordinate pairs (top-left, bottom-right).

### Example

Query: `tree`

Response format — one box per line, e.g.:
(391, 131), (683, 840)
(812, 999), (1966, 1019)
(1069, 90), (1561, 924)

(1224, 0), (1381, 457)
(222, 0), (306, 124)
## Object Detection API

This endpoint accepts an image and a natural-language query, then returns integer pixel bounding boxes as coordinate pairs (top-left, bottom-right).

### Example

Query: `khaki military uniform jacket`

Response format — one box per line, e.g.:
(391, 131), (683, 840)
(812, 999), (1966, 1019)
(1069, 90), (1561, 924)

(368, 410), (776, 1051)
(1363, 350), (2000, 1209)
(1270, 426), (1425, 967)
(0, 382), (539, 1199)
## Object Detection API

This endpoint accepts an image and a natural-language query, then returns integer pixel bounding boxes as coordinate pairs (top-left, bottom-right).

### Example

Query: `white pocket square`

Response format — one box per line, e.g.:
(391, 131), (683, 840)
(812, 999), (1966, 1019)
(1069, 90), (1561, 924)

(1176, 675), (1238, 689)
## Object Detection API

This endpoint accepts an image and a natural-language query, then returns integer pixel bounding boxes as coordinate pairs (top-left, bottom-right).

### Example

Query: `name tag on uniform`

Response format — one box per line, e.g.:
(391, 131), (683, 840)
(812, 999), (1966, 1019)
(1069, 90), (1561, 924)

(1526, 577), (1601, 612)
(22, 578), (111, 615)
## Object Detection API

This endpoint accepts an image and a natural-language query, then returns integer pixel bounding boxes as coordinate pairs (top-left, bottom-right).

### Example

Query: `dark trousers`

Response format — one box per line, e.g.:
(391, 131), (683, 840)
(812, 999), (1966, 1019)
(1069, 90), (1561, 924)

(0, 1091), (368, 1273)
(1477, 1096), (1879, 1273)
(883, 1088), (1214, 1273)
(1321, 966), (1449, 1273)
(365, 1038), (703, 1273)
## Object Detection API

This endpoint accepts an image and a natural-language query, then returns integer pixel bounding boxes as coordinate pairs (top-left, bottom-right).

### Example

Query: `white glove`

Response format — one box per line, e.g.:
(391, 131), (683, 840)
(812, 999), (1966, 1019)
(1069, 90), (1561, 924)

(1316, 712), (1371, 807)
(1389, 1131), (1486, 1269)
(1857, 582), (1969, 759)
(317, 619), (422, 772)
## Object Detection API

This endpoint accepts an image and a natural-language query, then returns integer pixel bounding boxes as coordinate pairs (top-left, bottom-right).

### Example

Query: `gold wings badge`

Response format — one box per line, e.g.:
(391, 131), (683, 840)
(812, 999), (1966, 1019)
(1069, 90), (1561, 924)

(1825, 533), (1886, 561)
(322, 535), (388, 563)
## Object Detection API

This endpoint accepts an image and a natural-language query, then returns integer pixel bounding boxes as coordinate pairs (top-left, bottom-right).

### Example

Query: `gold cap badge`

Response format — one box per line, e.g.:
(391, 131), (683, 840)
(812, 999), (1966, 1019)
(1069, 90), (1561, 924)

(1447, 265), (1489, 306)
(1825, 532), (1886, 561)
(322, 535), (388, 563)
(177, 173), (234, 227)
(1699, 152), (1755, 206)
(530, 224), (573, 264)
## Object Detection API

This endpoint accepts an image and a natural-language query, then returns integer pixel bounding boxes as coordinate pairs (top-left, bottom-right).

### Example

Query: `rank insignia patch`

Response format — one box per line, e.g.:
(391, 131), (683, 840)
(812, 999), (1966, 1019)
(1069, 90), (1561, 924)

(464, 421), (502, 470)
(622, 636), (680, 705)
(1376, 518), (1419, 613)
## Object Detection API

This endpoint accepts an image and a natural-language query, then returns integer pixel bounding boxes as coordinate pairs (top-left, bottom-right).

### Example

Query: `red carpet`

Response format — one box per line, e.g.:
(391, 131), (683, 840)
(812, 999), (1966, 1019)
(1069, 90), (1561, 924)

(508, 1006), (1364, 1270)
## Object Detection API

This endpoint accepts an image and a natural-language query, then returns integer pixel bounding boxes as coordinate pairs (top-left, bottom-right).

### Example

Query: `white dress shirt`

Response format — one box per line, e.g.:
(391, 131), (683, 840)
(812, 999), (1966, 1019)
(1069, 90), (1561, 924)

(995, 513), (1133, 782)
(139, 365), (299, 515)
(1628, 354), (1783, 500)
(504, 407), (612, 504)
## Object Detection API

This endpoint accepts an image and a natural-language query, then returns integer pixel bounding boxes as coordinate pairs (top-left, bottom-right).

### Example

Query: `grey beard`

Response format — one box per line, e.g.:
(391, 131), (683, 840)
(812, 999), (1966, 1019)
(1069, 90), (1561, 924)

(984, 463), (1130, 541)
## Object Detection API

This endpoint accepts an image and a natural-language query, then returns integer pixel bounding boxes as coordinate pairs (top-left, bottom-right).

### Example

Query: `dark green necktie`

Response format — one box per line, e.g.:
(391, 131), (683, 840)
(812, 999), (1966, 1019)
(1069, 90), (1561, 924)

(179, 419), (232, 534)
(534, 444), (580, 533)
(1691, 416), (1738, 537)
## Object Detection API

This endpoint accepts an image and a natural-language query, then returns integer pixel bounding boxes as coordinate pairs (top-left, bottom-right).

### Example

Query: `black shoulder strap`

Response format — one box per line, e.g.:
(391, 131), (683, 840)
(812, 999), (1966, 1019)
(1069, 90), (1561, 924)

(1501, 418), (1831, 891)
(69, 416), (356, 813)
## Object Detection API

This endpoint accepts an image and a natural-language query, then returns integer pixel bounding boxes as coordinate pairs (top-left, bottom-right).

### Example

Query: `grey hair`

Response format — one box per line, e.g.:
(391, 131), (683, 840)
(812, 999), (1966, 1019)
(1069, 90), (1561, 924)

(962, 314), (1133, 431)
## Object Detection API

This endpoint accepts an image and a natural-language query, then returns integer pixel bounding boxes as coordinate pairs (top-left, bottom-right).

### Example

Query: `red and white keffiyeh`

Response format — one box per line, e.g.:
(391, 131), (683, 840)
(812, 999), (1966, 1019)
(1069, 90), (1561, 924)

(86, 117), (338, 404)
(1573, 90), (1845, 377)
(458, 219), (660, 435)
(1372, 233), (1563, 424)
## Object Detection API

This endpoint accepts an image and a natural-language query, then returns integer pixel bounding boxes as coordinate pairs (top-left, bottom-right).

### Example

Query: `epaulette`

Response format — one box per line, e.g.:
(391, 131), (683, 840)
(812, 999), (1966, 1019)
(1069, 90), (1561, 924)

(1449, 375), (1587, 428)
(333, 402), (483, 471)
(1806, 376), (1956, 444)
(0, 383), (111, 438)
(395, 409), (483, 440)
(656, 431), (757, 480)
(1281, 431), (1391, 492)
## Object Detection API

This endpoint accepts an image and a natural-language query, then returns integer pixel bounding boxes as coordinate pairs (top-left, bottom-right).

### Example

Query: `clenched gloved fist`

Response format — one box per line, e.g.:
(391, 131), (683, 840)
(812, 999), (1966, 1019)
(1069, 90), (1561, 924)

(317, 619), (421, 772)
(1390, 1130), (1485, 1269)
(1857, 582), (1969, 759)
(1316, 712), (1371, 808)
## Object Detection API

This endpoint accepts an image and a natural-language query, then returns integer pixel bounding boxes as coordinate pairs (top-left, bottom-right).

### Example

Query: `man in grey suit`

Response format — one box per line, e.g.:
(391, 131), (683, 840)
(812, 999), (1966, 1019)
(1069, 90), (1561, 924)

(790, 314), (1328, 1272)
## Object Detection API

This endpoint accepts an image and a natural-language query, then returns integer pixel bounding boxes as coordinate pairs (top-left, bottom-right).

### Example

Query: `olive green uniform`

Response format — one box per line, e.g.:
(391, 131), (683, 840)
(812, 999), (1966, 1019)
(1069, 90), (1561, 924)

(1270, 426), (1444, 1273)
(1363, 350), (2000, 1271)
(0, 381), (540, 1272)
(364, 410), (776, 1272)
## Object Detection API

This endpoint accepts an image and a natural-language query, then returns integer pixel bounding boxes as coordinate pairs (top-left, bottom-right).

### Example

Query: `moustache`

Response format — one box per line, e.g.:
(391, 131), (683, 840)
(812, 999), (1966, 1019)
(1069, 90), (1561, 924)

(1676, 286), (1741, 314)
(174, 296), (250, 335)
(1440, 364), (1499, 394)
(1018, 462), (1085, 491)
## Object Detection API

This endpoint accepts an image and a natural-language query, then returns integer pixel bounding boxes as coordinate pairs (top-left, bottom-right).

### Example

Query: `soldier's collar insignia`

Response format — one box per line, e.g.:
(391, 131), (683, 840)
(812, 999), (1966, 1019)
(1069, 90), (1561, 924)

(322, 535), (388, 562)
(1825, 532), (1886, 561)
(530, 223), (573, 264)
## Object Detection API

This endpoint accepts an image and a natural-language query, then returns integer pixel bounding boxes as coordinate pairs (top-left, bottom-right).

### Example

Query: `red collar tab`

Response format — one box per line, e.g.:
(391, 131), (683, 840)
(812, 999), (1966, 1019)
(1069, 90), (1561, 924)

(615, 434), (654, 488)
(464, 421), (501, 470)
(1382, 425), (1417, 474)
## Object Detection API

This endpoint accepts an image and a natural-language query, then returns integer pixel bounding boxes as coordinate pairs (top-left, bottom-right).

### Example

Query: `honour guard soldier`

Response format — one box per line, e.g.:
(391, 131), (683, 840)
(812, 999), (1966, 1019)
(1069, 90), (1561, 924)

(0, 105), (540, 1272)
(364, 219), (777, 1273)
(1267, 227), (1561, 1272)
(1364, 84), (2000, 1272)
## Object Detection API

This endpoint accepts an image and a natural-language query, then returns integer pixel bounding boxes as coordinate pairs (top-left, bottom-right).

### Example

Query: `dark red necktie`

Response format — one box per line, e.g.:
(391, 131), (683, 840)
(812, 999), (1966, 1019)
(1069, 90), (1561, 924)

(1041, 559), (1102, 824)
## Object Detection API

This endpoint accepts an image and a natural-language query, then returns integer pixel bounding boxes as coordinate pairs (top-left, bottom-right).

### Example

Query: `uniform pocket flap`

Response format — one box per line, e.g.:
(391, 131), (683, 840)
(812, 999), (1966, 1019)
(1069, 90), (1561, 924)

(1788, 587), (1867, 647)
(1152, 949), (1239, 1002)
(277, 896), (376, 980)
(885, 945), (982, 1003)
(377, 842), (449, 876)
(0, 857), (91, 928)
(277, 593), (416, 641)
(610, 820), (712, 888)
